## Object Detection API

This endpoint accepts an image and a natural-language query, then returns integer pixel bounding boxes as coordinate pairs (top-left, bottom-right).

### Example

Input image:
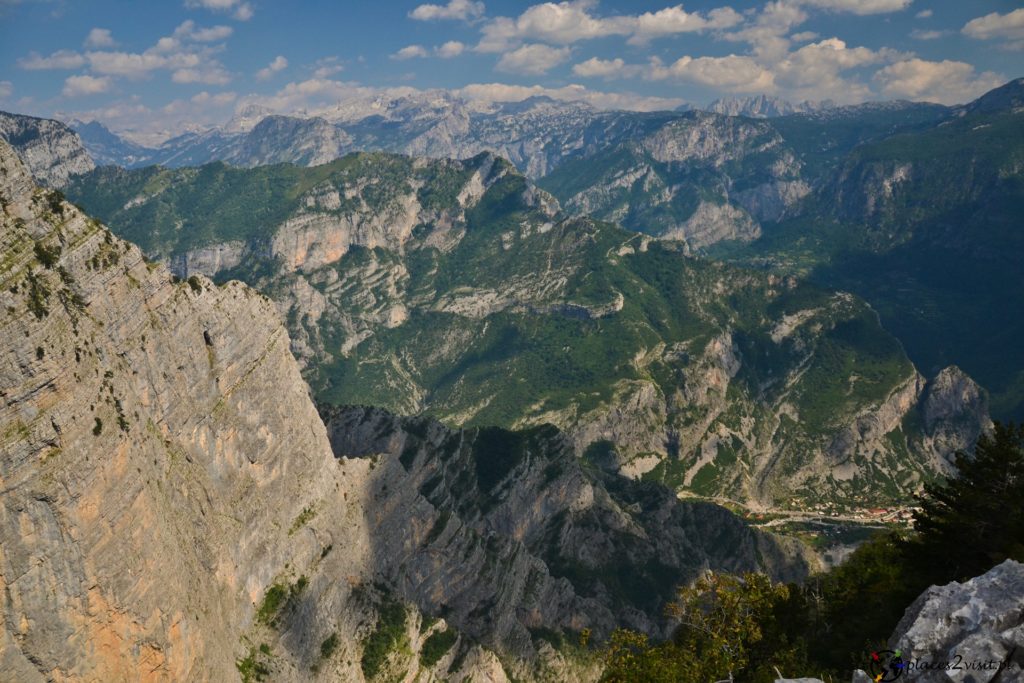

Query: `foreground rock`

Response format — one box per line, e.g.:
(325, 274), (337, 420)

(890, 560), (1024, 682)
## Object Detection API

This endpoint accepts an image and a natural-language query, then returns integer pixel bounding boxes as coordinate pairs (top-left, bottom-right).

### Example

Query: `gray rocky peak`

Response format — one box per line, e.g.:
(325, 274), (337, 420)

(0, 111), (94, 187)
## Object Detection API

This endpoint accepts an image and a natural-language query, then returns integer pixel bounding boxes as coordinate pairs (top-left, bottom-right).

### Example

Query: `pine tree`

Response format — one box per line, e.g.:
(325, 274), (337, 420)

(908, 422), (1024, 583)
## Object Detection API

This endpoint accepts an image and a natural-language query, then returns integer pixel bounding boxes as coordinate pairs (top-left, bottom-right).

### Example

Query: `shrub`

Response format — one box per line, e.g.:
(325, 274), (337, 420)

(420, 628), (457, 667)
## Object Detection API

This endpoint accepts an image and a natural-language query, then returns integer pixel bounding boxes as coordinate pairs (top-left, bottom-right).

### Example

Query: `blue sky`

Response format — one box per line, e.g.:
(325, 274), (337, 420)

(1, 0), (1021, 143)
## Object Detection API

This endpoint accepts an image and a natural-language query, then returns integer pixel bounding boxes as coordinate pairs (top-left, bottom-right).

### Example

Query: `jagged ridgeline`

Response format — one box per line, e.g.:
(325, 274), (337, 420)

(1, 135), (815, 679)
(721, 79), (1024, 422)
(65, 151), (988, 509)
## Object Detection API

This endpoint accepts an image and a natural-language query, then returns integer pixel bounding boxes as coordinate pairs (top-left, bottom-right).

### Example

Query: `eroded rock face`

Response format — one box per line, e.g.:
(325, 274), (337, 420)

(0, 138), (340, 679)
(0, 111), (94, 187)
(546, 112), (806, 247)
(890, 560), (1024, 683)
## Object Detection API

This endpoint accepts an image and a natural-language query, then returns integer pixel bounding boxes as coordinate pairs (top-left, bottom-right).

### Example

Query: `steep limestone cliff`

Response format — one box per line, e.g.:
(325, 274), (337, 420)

(0, 111), (94, 187)
(0, 137), (340, 679)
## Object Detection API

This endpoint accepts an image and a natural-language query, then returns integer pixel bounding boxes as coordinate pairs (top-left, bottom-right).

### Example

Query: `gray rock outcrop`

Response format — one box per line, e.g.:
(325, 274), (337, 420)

(0, 111), (94, 186)
(889, 560), (1024, 682)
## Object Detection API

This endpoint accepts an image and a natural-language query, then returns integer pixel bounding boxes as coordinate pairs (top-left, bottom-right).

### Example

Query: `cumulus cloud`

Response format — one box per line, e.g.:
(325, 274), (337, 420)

(185, 0), (253, 21)
(256, 55), (288, 80)
(392, 45), (430, 60)
(572, 57), (641, 79)
(790, 31), (818, 42)
(798, 0), (912, 15)
(76, 21), (233, 85)
(436, 41), (466, 58)
(312, 56), (344, 78)
(477, 1), (744, 53)
(18, 49), (86, 70)
(722, 1), (808, 61)
(172, 66), (231, 85)
(182, 0), (247, 20)
(648, 54), (775, 92)
(191, 90), (237, 106)
(496, 44), (570, 75)
(85, 28), (115, 48)
(874, 58), (1005, 104)
(962, 9), (1024, 41)
(910, 29), (948, 40)
(62, 74), (112, 97)
(915, 9), (933, 19)
(410, 0), (484, 21)
(771, 37), (901, 101)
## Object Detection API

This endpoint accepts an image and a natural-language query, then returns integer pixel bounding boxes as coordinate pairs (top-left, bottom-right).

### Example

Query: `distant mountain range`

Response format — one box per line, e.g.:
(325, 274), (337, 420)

(705, 95), (834, 118)
(57, 91), (940, 178)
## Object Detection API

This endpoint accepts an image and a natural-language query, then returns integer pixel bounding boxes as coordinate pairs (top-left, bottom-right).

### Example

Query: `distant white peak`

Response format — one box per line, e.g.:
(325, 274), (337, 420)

(705, 95), (832, 118)
(224, 104), (274, 133)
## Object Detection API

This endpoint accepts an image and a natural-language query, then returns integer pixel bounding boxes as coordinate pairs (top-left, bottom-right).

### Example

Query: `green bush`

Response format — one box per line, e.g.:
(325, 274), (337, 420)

(420, 628), (457, 667)
(361, 599), (407, 679)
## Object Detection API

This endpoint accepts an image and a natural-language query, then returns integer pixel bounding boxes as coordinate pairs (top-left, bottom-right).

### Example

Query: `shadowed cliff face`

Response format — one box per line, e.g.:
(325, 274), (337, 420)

(0, 139), (810, 681)
(318, 406), (812, 656)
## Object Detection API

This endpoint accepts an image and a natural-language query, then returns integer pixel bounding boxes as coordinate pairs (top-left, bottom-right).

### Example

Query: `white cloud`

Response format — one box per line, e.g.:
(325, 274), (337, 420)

(62, 74), (112, 97)
(962, 9), (1024, 41)
(915, 9), (932, 19)
(436, 41), (466, 58)
(722, 1), (808, 61)
(648, 54), (775, 92)
(771, 37), (901, 102)
(18, 49), (86, 70)
(790, 31), (818, 42)
(172, 64), (231, 85)
(496, 44), (570, 75)
(410, 0), (484, 21)
(572, 57), (641, 79)
(312, 57), (344, 78)
(392, 45), (430, 60)
(477, 1), (745, 53)
(798, 0), (912, 15)
(85, 28), (115, 48)
(86, 51), (175, 78)
(184, 0), (253, 21)
(0, 81), (12, 99)
(627, 5), (742, 45)
(191, 90), (237, 106)
(874, 58), (1005, 104)
(910, 29), (948, 40)
(392, 42), (466, 60)
(79, 22), (232, 84)
(256, 55), (288, 81)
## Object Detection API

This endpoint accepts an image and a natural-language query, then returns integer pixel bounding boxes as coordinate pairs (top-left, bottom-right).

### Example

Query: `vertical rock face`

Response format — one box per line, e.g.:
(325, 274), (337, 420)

(0, 139), (337, 679)
(0, 111), (95, 187)
(889, 560), (1024, 683)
